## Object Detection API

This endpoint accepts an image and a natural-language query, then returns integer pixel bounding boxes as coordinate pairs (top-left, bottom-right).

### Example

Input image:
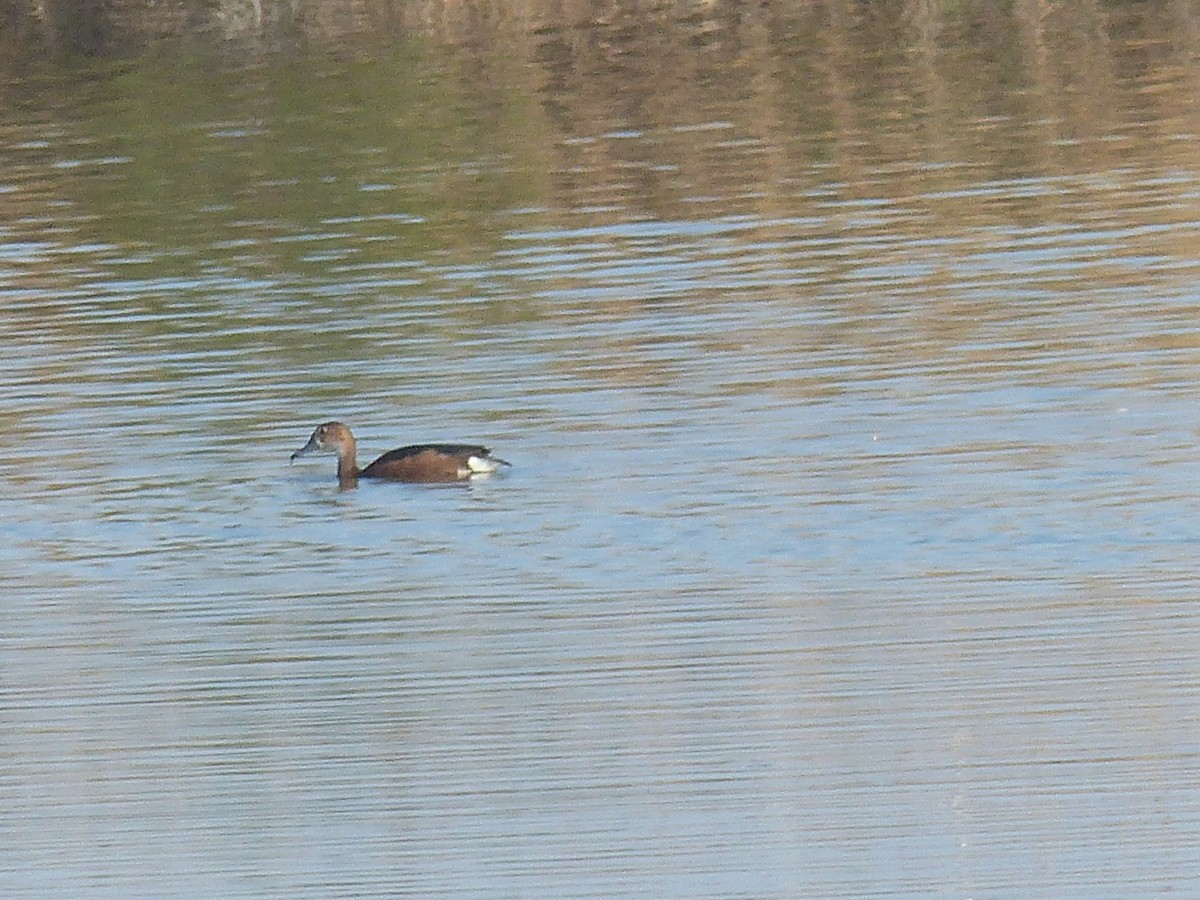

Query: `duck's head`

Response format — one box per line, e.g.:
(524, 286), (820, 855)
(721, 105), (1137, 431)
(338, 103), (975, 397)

(290, 421), (355, 461)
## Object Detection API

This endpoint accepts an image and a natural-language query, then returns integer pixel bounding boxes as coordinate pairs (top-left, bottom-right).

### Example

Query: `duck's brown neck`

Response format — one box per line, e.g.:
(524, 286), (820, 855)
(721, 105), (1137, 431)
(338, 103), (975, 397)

(336, 437), (360, 486)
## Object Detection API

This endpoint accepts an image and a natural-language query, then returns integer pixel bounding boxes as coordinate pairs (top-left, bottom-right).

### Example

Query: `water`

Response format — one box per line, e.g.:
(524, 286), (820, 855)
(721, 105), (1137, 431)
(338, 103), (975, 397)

(3, 3), (1200, 896)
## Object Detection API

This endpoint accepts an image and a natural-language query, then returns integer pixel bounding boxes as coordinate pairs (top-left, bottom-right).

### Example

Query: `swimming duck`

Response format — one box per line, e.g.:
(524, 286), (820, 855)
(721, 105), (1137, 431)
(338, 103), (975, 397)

(291, 422), (509, 487)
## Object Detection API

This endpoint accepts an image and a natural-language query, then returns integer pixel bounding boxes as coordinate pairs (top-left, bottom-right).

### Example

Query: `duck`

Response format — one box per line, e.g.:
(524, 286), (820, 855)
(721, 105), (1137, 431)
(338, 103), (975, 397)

(291, 421), (509, 487)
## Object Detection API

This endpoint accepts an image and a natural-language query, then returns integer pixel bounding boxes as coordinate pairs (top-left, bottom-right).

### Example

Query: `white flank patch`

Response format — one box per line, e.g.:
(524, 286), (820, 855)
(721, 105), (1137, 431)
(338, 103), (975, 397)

(467, 455), (499, 474)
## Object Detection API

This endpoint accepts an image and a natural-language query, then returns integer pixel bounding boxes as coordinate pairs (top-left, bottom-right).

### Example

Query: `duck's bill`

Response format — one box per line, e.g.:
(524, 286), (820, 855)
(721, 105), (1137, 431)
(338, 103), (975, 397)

(290, 435), (319, 462)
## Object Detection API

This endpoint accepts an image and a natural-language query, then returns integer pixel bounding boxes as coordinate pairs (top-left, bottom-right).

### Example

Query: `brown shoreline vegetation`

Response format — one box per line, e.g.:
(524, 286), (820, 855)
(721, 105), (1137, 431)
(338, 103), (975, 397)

(5, 2), (1199, 164)
(3, 0), (1200, 67)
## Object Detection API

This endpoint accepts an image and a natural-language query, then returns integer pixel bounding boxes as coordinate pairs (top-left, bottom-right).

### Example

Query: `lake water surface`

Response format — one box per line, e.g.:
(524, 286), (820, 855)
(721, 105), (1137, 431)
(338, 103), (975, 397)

(3, 3), (1200, 896)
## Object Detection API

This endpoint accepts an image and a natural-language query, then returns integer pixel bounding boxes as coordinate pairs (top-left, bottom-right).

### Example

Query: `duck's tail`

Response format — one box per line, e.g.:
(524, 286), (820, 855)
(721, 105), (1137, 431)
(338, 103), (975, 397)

(467, 454), (511, 474)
